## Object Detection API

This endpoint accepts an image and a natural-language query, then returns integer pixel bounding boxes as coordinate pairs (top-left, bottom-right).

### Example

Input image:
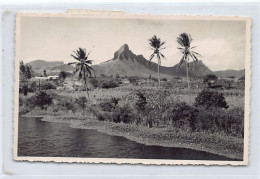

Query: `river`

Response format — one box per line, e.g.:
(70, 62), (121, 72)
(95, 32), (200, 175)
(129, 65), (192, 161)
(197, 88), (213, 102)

(18, 116), (236, 160)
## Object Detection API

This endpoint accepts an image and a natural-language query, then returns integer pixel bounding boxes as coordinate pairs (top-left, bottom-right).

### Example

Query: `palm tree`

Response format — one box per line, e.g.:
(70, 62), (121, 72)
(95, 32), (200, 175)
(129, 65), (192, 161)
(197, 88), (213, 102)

(68, 47), (95, 98)
(177, 33), (201, 89)
(148, 35), (166, 87)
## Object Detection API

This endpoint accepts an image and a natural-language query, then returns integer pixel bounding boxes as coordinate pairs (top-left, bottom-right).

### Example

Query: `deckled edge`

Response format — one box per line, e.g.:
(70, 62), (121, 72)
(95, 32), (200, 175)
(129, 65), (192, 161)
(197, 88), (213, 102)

(13, 11), (251, 166)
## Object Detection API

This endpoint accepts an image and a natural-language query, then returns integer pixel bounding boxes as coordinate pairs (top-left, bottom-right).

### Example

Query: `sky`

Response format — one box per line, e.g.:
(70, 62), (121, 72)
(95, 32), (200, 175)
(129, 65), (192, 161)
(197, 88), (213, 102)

(20, 16), (246, 71)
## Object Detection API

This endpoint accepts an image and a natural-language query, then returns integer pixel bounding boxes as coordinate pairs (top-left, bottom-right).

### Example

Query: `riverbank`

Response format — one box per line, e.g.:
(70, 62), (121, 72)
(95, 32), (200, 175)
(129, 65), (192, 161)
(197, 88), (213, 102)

(22, 114), (243, 160)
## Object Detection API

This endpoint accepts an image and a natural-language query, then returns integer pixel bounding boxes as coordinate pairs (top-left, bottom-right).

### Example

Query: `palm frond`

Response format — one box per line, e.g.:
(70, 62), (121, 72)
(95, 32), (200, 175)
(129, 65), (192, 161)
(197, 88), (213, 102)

(191, 53), (200, 62)
(71, 54), (80, 61)
(68, 62), (78, 65)
(191, 51), (202, 57)
(148, 53), (155, 65)
(177, 56), (185, 69)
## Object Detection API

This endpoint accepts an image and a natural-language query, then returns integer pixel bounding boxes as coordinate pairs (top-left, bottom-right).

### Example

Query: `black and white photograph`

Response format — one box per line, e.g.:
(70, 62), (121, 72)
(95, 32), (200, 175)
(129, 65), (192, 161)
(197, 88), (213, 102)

(14, 13), (251, 165)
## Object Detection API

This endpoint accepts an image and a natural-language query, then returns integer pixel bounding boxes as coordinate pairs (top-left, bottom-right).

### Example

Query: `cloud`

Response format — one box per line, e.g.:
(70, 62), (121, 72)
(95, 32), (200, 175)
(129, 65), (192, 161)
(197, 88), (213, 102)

(194, 38), (245, 71)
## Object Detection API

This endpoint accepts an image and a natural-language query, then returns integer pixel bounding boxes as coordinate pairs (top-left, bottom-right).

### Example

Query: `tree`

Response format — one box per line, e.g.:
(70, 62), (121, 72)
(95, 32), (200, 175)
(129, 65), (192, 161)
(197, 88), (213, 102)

(148, 35), (166, 87)
(59, 71), (71, 81)
(177, 33), (201, 89)
(68, 47), (95, 98)
(19, 61), (34, 95)
(43, 69), (47, 77)
(203, 74), (218, 87)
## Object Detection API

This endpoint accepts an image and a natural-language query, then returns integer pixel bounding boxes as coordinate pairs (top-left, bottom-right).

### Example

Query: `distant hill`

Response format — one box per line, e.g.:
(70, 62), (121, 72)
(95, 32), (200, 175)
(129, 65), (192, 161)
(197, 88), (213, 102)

(26, 44), (245, 79)
(27, 60), (64, 69)
(214, 69), (245, 78)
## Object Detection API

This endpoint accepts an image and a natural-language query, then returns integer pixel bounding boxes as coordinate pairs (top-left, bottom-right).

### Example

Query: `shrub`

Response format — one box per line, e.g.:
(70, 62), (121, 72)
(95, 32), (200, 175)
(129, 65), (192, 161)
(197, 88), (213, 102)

(28, 81), (37, 92)
(100, 80), (119, 89)
(128, 76), (140, 84)
(135, 92), (147, 112)
(112, 105), (135, 123)
(24, 91), (53, 110)
(196, 107), (244, 138)
(194, 89), (229, 109)
(169, 102), (198, 130)
(161, 78), (167, 82)
(59, 71), (71, 81)
(99, 98), (119, 112)
(35, 91), (53, 109)
(57, 99), (76, 112)
(40, 82), (56, 90)
(89, 78), (99, 88)
(75, 96), (88, 109)
(97, 114), (105, 121)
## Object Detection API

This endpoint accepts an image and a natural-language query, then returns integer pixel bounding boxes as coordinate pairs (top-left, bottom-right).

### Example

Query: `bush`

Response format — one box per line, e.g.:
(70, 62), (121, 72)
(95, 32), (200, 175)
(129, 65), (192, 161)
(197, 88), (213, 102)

(100, 80), (119, 89)
(112, 105), (135, 123)
(28, 81), (37, 92)
(196, 107), (244, 138)
(169, 102), (198, 130)
(128, 76), (140, 84)
(35, 91), (53, 109)
(194, 89), (229, 109)
(161, 78), (167, 82)
(99, 98), (119, 112)
(40, 82), (56, 90)
(75, 96), (88, 109)
(135, 92), (147, 112)
(57, 99), (76, 113)
(24, 91), (53, 110)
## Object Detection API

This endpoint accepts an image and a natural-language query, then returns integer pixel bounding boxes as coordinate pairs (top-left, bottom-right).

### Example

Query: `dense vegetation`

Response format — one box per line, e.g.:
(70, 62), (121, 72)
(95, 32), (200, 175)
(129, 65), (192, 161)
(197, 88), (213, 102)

(19, 83), (244, 139)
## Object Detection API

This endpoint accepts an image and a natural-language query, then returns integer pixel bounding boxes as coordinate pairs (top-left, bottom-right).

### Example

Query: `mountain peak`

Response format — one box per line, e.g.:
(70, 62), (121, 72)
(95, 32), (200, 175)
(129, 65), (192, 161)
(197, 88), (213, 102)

(113, 44), (135, 62)
(119, 44), (129, 51)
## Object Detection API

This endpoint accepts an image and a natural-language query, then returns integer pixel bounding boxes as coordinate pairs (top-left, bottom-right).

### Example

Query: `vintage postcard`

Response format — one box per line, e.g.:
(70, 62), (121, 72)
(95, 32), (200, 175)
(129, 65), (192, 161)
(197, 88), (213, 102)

(14, 12), (251, 165)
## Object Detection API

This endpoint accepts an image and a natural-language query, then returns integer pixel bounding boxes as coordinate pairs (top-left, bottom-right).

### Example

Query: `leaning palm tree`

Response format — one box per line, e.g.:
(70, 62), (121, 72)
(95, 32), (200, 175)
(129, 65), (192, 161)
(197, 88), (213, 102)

(177, 33), (201, 89)
(68, 47), (95, 98)
(148, 35), (166, 87)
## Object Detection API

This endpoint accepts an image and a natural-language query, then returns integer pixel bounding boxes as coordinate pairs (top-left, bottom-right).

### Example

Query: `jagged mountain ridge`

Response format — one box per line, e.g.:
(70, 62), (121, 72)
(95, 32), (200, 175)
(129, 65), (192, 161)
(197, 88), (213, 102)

(92, 44), (213, 78)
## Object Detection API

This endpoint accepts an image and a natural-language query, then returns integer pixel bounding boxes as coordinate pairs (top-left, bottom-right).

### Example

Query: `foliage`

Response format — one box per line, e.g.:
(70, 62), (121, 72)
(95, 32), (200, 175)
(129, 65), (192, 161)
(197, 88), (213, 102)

(194, 89), (229, 109)
(100, 80), (119, 89)
(69, 48), (95, 84)
(43, 69), (47, 77)
(75, 96), (88, 110)
(177, 33), (201, 88)
(196, 107), (244, 138)
(23, 91), (53, 110)
(99, 98), (119, 112)
(59, 71), (71, 81)
(148, 35), (166, 87)
(19, 61), (34, 82)
(135, 92), (147, 112)
(112, 105), (135, 123)
(40, 82), (56, 90)
(203, 74), (218, 83)
(28, 81), (37, 92)
(19, 61), (35, 95)
(169, 102), (198, 130)
(161, 78), (167, 82)
(88, 78), (99, 88)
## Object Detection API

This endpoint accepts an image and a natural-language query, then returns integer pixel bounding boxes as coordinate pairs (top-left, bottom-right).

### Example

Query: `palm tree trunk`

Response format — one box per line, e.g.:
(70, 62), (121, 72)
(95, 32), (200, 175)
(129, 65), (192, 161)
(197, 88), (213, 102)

(84, 77), (90, 99)
(158, 58), (160, 87)
(185, 61), (189, 89)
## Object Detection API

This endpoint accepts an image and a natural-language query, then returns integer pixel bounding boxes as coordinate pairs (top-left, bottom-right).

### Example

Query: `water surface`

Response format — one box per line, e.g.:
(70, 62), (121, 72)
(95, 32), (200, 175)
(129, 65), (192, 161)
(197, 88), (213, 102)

(18, 116), (237, 160)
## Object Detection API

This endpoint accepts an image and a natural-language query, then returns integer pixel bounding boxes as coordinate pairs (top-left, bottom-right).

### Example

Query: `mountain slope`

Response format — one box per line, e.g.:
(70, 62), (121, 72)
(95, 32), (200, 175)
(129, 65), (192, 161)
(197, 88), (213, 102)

(92, 44), (213, 78)
(27, 60), (64, 69)
(214, 69), (245, 78)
